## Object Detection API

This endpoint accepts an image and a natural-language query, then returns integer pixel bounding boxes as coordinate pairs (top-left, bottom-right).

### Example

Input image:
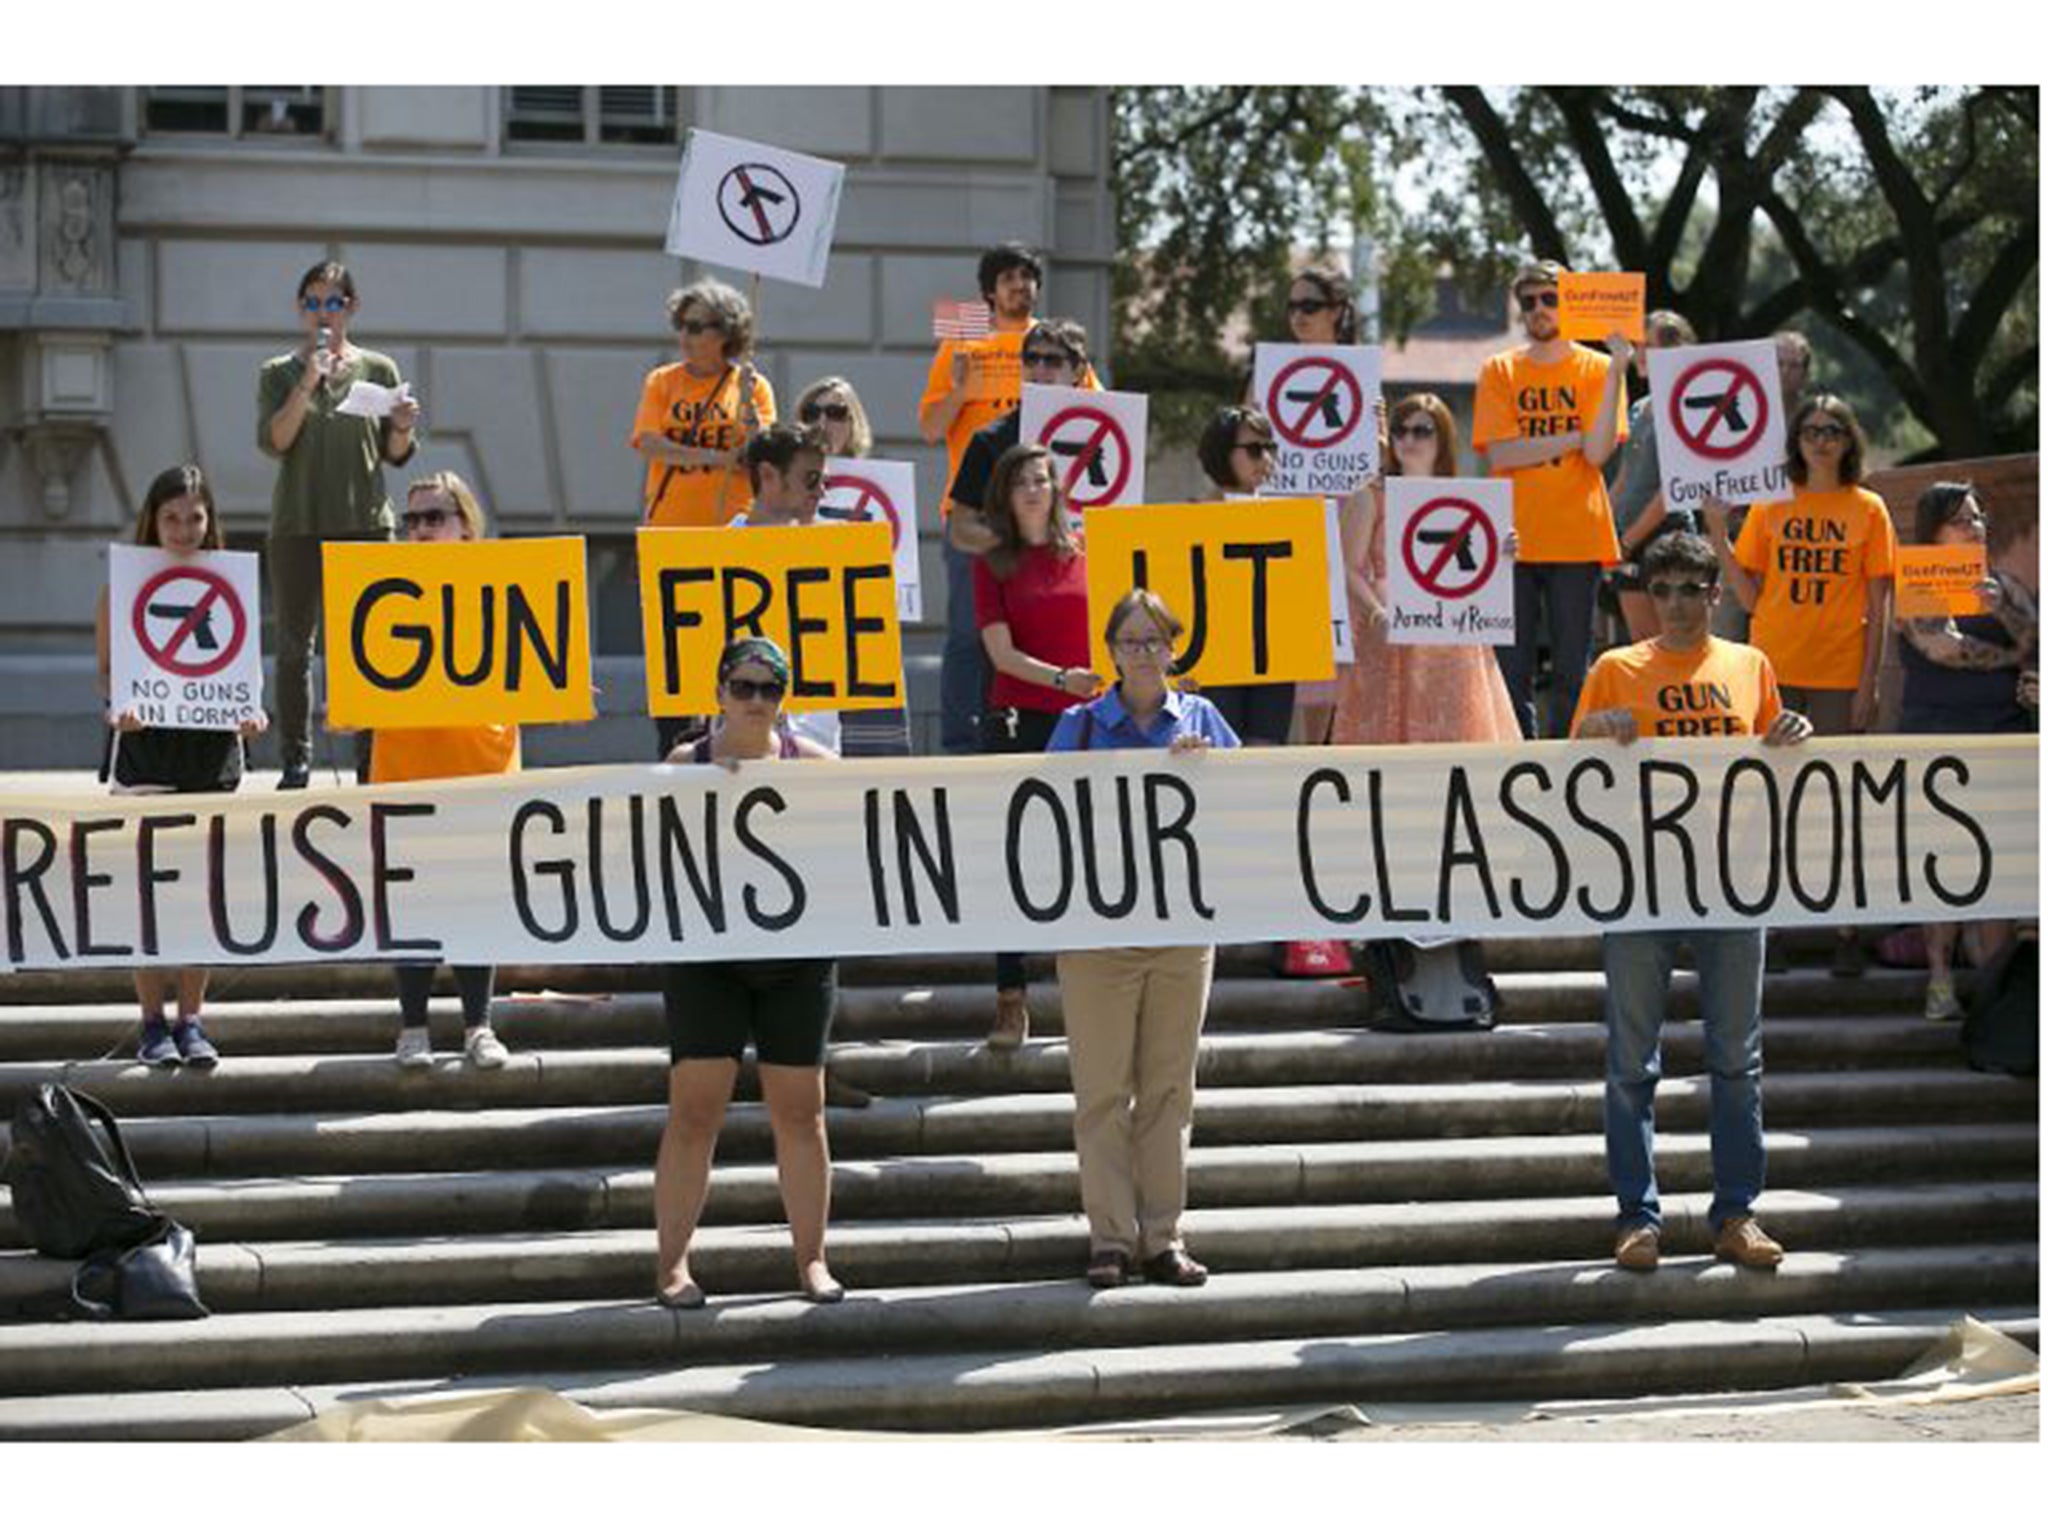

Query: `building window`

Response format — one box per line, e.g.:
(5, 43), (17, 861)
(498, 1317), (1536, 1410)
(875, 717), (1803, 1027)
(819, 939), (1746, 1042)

(142, 86), (328, 139)
(506, 86), (680, 147)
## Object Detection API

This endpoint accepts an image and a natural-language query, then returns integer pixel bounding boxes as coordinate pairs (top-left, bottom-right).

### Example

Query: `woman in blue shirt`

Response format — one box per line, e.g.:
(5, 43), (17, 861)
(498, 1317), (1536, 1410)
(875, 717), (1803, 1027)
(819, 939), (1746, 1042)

(1047, 589), (1240, 1289)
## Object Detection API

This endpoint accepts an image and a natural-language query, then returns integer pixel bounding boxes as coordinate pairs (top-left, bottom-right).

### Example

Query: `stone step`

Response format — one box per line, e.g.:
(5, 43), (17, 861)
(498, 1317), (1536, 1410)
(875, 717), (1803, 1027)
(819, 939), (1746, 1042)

(3, 1181), (2033, 1314)
(0, 1305), (2033, 1438)
(1, 1123), (2032, 1255)
(0, 1068), (2030, 1182)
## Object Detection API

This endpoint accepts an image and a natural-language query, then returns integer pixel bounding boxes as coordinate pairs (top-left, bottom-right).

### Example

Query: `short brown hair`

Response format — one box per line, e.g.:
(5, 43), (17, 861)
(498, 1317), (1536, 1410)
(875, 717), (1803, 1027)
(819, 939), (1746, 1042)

(665, 278), (753, 362)
(1645, 309), (1697, 348)
(982, 444), (1080, 581)
(1024, 317), (1090, 369)
(1512, 258), (1564, 295)
(1102, 588), (1184, 653)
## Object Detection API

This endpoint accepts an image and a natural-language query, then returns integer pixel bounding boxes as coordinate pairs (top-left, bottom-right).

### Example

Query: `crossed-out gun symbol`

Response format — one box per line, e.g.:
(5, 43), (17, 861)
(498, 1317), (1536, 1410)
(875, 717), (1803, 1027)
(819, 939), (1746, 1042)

(1284, 384), (1347, 431)
(148, 600), (219, 650)
(1685, 386), (1750, 433)
(1051, 437), (1111, 487)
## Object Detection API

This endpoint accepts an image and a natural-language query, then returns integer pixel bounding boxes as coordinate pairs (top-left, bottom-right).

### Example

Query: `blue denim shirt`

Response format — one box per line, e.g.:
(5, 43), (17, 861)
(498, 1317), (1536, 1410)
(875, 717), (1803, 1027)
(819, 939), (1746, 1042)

(1044, 686), (1242, 753)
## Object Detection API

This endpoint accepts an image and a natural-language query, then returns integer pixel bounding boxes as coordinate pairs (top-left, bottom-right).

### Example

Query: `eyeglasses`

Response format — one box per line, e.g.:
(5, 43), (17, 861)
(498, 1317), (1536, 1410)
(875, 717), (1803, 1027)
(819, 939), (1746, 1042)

(723, 677), (786, 702)
(1646, 580), (1712, 602)
(1517, 290), (1560, 312)
(1800, 422), (1849, 443)
(300, 294), (349, 314)
(678, 318), (726, 337)
(401, 507), (450, 530)
(1021, 350), (1075, 369)
(800, 401), (852, 423)
(1393, 421), (1437, 440)
(1286, 298), (1333, 316)
(1113, 636), (1172, 655)
(798, 471), (824, 490)
(1233, 440), (1276, 458)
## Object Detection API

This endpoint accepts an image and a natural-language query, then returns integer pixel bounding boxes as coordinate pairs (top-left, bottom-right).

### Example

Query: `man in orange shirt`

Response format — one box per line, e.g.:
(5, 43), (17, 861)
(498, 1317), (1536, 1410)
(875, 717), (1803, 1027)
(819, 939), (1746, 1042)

(1473, 259), (1632, 737)
(1573, 531), (1813, 1274)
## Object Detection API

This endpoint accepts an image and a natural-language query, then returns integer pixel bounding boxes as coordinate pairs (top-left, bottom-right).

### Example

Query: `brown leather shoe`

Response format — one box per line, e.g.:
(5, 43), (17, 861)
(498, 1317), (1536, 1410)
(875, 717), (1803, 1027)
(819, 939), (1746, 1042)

(1713, 1215), (1785, 1269)
(987, 988), (1030, 1051)
(1141, 1248), (1209, 1287)
(1614, 1225), (1660, 1271)
(823, 1069), (872, 1109)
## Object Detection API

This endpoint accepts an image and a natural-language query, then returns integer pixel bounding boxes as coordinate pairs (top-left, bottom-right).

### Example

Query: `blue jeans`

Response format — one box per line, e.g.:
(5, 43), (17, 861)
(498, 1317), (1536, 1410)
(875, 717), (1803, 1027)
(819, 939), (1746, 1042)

(940, 540), (991, 755)
(1493, 560), (1601, 739)
(1601, 927), (1765, 1233)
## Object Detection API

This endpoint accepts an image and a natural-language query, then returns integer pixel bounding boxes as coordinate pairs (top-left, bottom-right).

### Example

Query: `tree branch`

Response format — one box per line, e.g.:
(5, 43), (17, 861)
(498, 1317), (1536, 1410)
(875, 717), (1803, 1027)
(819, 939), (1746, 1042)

(1121, 86), (1254, 159)
(1752, 88), (1825, 178)
(1984, 345), (2039, 415)
(1548, 87), (1648, 269)
(1441, 86), (1571, 260)
(1954, 220), (2041, 376)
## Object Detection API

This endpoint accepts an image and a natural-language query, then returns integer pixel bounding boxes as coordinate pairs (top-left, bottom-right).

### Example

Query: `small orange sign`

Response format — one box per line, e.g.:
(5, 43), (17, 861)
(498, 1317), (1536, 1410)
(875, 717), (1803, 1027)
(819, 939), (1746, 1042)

(1895, 544), (1989, 620)
(1558, 272), (1646, 343)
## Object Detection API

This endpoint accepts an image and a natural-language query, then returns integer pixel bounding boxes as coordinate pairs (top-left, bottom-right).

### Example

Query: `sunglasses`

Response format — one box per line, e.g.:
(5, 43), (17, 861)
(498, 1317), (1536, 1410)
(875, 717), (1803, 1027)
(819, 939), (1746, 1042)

(678, 318), (726, 337)
(1287, 298), (1333, 316)
(1021, 350), (1075, 369)
(723, 677), (786, 702)
(1393, 421), (1437, 440)
(1113, 636), (1172, 655)
(800, 401), (852, 423)
(1517, 290), (1560, 312)
(1234, 440), (1276, 458)
(300, 294), (350, 314)
(1800, 422), (1849, 442)
(401, 507), (451, 530)
(1646, 580), (1712, 602)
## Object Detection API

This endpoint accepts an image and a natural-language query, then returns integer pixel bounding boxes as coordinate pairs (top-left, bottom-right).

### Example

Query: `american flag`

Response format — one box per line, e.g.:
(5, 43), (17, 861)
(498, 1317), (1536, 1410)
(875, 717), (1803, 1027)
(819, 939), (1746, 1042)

(932, 298), (993, 341)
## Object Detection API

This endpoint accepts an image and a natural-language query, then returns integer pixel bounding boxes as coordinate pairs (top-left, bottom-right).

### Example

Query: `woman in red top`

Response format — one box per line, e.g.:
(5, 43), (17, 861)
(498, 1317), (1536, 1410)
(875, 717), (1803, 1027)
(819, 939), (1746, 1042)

(973, 444), (1103, 1049)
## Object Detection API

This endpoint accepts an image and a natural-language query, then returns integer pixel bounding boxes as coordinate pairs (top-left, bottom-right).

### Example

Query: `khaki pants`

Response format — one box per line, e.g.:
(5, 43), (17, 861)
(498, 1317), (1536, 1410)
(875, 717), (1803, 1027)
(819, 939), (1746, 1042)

(1055, 946), (1214, 1260)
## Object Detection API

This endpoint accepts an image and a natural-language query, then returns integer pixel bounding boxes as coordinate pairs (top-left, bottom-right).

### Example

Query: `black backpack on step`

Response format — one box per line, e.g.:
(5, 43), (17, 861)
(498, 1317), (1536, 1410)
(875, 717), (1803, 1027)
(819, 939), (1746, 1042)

(1963, 935), (2038, 1077)
(1358, 940), (1499, 1032)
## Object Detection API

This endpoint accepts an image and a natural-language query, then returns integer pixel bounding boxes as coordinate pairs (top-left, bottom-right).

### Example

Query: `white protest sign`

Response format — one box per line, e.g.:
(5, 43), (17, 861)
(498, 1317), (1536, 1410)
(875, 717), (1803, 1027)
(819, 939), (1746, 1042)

(1253, 343), (1383, 495)
(1021, 383), (1148, 511)
(821, 457), (922, 622)
(664, 129), (846, 289)
(1383, 478), (1516, 646)
(1649, 339), (1792, 511)
(1231, 492), (1352, 663)
(108, 545), (265, 730)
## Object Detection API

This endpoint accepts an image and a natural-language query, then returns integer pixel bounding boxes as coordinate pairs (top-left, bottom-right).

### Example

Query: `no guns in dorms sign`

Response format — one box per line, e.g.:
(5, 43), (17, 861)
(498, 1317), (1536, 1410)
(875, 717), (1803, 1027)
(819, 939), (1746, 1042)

(108, 545), (265, 731)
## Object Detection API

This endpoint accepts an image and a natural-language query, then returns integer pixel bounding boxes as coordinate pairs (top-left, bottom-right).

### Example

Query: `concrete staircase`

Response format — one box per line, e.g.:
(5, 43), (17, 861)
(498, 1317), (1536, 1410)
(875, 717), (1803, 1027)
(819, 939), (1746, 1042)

(0, 937), (2036, 1439)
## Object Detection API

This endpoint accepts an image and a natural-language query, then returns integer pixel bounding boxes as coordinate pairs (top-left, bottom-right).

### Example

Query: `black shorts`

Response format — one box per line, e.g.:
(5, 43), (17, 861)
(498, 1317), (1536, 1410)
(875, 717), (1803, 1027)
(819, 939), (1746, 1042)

(662, 958), (838, 1067)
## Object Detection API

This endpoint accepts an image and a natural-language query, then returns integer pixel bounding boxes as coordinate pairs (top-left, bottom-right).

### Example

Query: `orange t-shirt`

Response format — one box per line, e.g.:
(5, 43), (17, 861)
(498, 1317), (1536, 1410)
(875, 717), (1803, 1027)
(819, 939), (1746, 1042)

(1471, 343), (1625, 565)
(631, 362), (777, 527)
(1573, 637), (1783, 739)
(370, 723), (522, 785)
(1732, 484), (1898, 689)
(920, 328), (1100, 515)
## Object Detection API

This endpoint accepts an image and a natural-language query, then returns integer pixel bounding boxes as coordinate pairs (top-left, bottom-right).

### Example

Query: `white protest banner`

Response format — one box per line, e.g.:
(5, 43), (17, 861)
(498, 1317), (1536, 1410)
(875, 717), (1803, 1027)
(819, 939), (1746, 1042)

(664, 129), (846, 289)
(1649, 339), (1792, 512)
(2, 739), (2030, 971)
(1020, 383), (1148, 511)
(108, 545), (265, 731)
(820, 457), (922, 622)
(1253, 343), (1383, 495)
(1383, 478), (1516, 647)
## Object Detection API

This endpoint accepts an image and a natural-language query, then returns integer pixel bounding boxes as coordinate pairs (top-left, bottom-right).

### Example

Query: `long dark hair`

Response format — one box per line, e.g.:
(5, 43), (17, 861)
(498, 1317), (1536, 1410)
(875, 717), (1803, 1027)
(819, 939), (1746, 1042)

(132, 464), (224, 550)
(982, 445), (1080, 581)
(1289, 264), (1358, 344)
(1788, 394), (1867, 487)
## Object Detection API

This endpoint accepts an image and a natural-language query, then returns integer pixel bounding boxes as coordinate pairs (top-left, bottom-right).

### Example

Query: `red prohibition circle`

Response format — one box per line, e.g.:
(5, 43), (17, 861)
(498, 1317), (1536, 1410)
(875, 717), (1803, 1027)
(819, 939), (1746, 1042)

(1669, 358), (1769, 462)
(1400, 497), (1499, 600)
(1039, 405), (1132, 507)
(132, 565), (247, 679)
(821, 473), (903, 549)
(1266, 355), (1364, 450)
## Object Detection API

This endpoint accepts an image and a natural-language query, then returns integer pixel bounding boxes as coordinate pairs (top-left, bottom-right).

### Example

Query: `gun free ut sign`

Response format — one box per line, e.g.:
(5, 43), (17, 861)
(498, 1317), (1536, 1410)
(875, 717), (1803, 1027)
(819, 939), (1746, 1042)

(1648, 339), (1793, 513)
(664, 129), (847, 289)
(1252, 344), (1383, 496)
(109, 546), (265, 731)
(1020, 384), (1149, 511)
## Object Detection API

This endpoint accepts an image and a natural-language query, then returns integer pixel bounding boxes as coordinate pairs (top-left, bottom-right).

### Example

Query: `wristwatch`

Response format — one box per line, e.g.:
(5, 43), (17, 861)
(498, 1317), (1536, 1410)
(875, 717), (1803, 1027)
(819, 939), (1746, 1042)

(1053, 669), (1069, 693)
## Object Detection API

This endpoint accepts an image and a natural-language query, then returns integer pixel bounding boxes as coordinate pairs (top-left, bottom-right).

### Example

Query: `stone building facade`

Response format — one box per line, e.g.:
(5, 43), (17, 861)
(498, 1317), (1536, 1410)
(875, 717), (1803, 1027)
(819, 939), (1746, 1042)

(0, 86), (1114, 767)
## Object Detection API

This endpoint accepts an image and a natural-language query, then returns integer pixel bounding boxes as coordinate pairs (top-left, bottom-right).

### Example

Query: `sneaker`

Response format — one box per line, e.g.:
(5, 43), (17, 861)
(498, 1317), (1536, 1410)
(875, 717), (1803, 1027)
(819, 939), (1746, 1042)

(1830, 933), (1867, 979)
(463, 1025), (509, 1070)
(1614, 1224), (1660, 1271)
(1924, 980), (1963, 1022)
(171, 1017), (220, 1070)
(986, 988), (1030, 1051)
(395, 1026), (433, 1069)
(1713, 1215), (1785, 1269)
(277, 761), (311, 791)
(137, 1016), (179, 1069)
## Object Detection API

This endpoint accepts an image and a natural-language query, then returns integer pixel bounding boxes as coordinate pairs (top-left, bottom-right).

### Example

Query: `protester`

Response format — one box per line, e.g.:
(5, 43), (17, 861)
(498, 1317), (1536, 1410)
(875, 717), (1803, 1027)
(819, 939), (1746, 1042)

(631, 278), (773, 528)
(1334, 392), (1521, 745)
(1471, 259), (1632, 737)
(258, 259), (417, 789)
(1604, 309), (1699, 642)
(922, 242), (1051, 756)
(947, 319), (1094, 531)
(1047, 589), (1240, 1287)
(729, 424), (839, 754)
(653, 636), (843, 1309)
(1712, 332), (1814, 644)
(973, 444), (1103, 1050)
(1702, 393), (1895, 977)
(1191, 404), (1296, 744)
(1573, 531), (1813, 1272)
(1895, 482), (2035, 1021)
(93, 465), (268, 1068)
(797, 375), (910, 759)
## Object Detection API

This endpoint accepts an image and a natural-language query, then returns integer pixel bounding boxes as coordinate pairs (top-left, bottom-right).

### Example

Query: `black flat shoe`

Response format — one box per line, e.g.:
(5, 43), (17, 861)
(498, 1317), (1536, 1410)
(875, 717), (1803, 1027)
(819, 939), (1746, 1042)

(656, 1279), (705, 1309)
(1141, 1248), (1209, 1287)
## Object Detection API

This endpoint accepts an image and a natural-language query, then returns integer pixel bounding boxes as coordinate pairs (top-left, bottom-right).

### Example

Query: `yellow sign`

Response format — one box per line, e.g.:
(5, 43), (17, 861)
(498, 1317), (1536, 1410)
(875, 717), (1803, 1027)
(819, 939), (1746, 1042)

(324, 537), (594, 728)
(639, 523), (904, 715)
(1895, 544), (1989, 620)
(1082, 500), (1334, 687)
(1559, 272), (1646, 343)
